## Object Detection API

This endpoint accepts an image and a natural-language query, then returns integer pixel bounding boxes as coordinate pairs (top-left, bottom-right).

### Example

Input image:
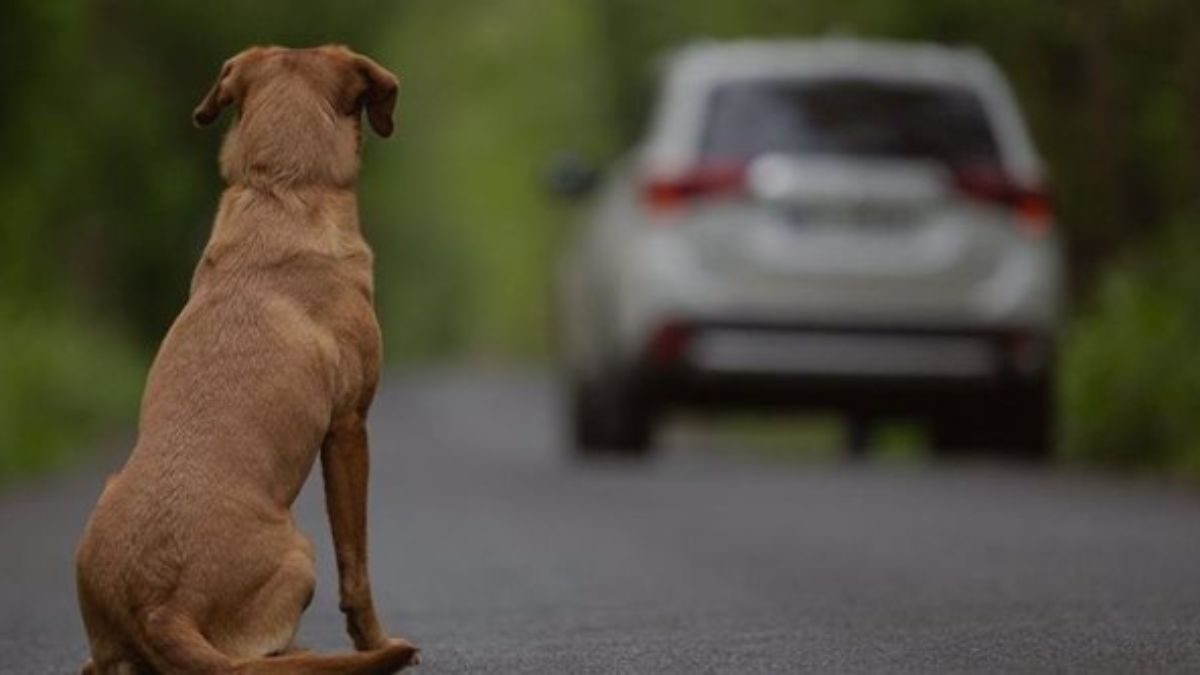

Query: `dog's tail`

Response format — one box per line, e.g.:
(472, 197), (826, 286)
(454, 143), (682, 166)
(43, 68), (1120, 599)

(136, 609), (418, 675)
(227, 644), (419, 675)
(227, 643), (419, 675)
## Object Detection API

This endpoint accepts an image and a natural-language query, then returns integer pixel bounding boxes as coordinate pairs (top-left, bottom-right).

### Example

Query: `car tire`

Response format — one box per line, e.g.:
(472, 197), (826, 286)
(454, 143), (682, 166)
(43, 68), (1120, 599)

(1000, 382), (1055, 461)
(931, 382), (1054, 461)
(569, 372), (655, 458)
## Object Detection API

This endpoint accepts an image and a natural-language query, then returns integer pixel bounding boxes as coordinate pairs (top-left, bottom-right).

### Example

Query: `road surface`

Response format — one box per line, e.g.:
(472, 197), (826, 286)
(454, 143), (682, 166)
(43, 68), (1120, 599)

(2, 371), (1199, 673)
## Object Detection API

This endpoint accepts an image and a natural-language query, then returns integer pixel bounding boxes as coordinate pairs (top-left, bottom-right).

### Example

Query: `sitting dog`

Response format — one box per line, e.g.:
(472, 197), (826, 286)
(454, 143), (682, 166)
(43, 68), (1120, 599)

(75, 45), (418, 675)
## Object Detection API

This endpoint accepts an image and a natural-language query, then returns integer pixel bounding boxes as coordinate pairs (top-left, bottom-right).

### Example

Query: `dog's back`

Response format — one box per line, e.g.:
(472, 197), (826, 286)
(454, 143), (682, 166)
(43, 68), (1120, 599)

(75, 46), (416, 674)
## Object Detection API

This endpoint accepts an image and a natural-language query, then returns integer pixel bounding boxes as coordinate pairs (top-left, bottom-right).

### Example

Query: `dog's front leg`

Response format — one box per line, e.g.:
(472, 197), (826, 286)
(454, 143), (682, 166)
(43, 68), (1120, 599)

(321, 413), (388, 651)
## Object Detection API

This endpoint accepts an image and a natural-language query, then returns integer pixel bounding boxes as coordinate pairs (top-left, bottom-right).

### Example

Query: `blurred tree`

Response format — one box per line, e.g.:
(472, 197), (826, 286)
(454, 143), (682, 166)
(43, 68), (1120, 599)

(2, 0), (1199, 478)
(366, 0), (618, 359)
(0, 0), (394, 475)
(586, 0), (1200, 288)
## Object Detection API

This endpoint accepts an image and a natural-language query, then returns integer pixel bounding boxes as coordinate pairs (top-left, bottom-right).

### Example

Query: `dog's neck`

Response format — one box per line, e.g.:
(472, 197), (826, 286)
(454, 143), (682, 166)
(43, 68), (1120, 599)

(194, 82), (374, 297)
(218, 79), (364, 190)
(191, 183), (373, 298)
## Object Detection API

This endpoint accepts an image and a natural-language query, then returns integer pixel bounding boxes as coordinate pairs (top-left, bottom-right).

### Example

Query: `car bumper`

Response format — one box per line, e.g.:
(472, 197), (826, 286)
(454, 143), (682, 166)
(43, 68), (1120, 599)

(637, 321), (1053, 412)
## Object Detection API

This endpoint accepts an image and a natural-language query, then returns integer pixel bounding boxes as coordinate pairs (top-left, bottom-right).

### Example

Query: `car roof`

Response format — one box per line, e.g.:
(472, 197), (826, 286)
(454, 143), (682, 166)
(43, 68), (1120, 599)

(642, 38), (1043, 182)
(662, 38), (998, 87)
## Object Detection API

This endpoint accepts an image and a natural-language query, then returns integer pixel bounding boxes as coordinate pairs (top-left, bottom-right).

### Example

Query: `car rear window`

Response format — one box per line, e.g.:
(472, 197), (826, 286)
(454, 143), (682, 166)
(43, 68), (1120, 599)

(702, 78), (1001, 167)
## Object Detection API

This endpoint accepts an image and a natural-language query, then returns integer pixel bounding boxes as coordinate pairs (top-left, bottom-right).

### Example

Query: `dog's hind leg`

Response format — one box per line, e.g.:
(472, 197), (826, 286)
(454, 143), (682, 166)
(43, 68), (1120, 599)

(105, 664), (145, 675)
(137, 606), (236, 674)
(81, 658), (149, 675)
(211, 536), (317, 661)
(79, 611), (150, 675)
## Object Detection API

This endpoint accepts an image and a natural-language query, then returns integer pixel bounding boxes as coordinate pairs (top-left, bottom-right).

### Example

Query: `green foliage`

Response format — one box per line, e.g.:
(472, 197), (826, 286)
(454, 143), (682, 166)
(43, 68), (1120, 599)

(1062, 224), (1200, 480)
(0, 0), (393, 478)
(364, 0), (617, 359)
(3, 1), (1200, 480)
(0, 305), (143, 479)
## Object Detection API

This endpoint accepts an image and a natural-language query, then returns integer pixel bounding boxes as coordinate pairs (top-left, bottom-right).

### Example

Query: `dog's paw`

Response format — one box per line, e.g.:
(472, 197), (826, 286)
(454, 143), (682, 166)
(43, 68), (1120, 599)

(381, 637), (421, 669)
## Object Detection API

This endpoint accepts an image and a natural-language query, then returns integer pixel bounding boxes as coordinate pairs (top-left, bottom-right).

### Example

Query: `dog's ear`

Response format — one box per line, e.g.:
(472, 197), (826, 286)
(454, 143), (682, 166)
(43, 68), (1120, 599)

(351, 54), (399, 138)
(193, 59), (235, 127)
(193, 51), (256, 128)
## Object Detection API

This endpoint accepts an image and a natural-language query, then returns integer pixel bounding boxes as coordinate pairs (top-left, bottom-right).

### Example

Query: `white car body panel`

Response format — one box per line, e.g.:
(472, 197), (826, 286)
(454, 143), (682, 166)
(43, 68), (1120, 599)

(558, 39), (1065, 382)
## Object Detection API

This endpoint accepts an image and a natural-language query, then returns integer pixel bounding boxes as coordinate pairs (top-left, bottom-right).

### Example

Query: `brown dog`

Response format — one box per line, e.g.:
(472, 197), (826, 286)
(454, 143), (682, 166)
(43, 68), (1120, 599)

(75, 45), (417, 675)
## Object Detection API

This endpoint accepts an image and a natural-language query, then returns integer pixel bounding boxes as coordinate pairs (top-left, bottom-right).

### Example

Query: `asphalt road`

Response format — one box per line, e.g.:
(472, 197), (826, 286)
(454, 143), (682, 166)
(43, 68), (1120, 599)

(2, 371), (1200, 673)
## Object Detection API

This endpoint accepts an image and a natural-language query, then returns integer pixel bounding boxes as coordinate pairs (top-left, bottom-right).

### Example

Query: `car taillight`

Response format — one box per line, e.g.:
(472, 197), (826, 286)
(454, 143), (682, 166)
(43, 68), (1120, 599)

(953, 164), (1054, 237)
(647, 321), (694, 364)
(641, 163), (746, 213)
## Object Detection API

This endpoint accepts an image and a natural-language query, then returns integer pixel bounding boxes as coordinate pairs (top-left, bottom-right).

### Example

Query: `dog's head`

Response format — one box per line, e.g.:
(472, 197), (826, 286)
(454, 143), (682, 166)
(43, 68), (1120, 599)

(193, 45), (399, 187)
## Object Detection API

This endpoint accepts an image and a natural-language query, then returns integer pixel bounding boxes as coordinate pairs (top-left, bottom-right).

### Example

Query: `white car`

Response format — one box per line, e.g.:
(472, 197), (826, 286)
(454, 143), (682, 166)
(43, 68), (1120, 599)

(551, 39), (1064, 459)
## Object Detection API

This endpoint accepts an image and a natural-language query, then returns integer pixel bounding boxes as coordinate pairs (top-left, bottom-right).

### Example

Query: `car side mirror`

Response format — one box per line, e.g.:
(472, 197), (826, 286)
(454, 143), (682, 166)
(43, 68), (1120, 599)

(545, 152), (599, 200)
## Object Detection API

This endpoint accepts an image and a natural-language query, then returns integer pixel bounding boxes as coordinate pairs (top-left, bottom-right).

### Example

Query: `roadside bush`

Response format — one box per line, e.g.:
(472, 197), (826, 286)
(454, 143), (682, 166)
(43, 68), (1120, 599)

(1061, 223), (1200, 481)
(0, 307), (143, 480)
